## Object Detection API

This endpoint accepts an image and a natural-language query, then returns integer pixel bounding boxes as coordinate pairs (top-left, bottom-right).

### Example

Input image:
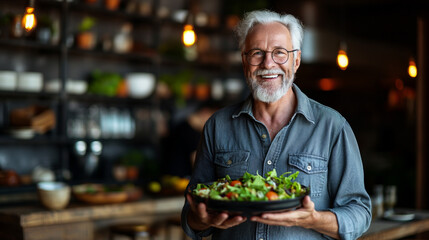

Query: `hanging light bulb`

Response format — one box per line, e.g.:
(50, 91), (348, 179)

(182, 0), (198, 47)
(22, 0), (37, 32)
(182, 24), (196, 47)
(337, 42), (348, 70)
(408, 58), (417, 78)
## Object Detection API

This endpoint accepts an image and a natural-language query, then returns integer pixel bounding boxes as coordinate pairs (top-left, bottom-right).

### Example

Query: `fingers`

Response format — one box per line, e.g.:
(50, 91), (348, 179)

(186, 193), (247, 229)
(301, 195), (315, 210)
(211, 215), (247, 229)
(251, 196), (316, 227)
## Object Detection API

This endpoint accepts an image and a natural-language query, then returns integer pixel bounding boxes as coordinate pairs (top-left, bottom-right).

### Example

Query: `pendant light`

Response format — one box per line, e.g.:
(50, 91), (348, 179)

(337, 0), (348, 70)
(408, 57), (417, 78)
(337, 42), (349, 70)
(182, 0), (198, 47)
(182, 24), (196, 47)
(22, 0), (37, 32)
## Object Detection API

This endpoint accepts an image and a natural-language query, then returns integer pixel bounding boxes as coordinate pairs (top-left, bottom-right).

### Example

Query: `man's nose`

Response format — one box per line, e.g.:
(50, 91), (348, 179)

(261, 52), (276, 68)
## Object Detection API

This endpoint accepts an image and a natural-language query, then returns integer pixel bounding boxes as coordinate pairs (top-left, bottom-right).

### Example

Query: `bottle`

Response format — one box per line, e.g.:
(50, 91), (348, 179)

(113, 23), (133, 53)
(372, 185), (384, 219)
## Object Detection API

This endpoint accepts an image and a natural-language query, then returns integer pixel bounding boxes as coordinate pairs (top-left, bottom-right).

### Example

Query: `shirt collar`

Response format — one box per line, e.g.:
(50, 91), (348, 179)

(232, 83), (315, 124)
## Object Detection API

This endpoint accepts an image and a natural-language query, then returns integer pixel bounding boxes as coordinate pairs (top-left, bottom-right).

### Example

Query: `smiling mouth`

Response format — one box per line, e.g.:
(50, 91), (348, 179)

(260, 74), (280, 79)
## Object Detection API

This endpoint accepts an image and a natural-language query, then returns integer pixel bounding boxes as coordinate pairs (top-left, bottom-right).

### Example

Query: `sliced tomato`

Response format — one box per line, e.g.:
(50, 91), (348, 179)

(230, 180), (242, 187)
(265, 191), (279, 200)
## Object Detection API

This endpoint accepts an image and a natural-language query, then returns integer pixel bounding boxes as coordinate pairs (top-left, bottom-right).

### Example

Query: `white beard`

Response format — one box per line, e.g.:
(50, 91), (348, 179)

(247, 68), (295, 103)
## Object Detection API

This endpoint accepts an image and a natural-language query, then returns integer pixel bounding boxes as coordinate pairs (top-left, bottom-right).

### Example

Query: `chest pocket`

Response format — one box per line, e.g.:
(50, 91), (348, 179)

(288, 154), (328, 198)
(214, 150), (249, 180)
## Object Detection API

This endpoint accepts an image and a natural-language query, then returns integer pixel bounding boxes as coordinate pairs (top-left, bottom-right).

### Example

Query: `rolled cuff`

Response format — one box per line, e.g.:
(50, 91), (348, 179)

(329, 207), (371, 240)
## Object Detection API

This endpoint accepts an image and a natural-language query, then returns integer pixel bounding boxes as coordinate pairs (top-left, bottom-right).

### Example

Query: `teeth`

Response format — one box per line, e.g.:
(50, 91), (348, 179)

(261, 75), (278, 79)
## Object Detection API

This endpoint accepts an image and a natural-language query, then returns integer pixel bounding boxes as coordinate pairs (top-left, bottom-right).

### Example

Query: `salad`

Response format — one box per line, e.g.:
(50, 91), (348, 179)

(192, 170), (307, 201)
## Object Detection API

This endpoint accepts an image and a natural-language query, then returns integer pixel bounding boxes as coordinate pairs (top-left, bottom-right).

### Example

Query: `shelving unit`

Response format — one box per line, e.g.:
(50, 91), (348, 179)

(0, 0), (245, 196)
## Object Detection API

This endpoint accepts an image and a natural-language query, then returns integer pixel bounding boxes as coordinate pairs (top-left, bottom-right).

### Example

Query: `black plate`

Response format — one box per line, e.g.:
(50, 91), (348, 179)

(189, 184), (310, 217)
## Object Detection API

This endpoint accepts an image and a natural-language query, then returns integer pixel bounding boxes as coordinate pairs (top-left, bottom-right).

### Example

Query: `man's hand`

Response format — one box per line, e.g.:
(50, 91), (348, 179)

(186, 194), (247, 231)
(250, 196), (340, 239)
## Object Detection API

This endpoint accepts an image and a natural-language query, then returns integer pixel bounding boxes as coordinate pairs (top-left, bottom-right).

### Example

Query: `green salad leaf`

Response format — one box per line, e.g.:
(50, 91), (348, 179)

(193, 170), (307, 201)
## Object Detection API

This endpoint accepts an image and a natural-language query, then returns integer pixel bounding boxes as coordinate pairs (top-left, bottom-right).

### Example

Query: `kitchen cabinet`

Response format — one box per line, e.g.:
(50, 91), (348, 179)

(0, 0), (245, 197)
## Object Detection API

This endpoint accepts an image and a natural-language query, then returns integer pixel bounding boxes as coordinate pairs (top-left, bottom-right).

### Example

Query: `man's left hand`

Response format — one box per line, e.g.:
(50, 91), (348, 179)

(250, 195), (315, 228)
(250, 196), (340, 239)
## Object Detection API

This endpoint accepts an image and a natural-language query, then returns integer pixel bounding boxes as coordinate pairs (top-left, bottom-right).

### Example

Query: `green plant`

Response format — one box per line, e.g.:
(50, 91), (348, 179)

(87, 70), (122, 96)
(159, 69), (194, 106)
(78, 16), (96, 32)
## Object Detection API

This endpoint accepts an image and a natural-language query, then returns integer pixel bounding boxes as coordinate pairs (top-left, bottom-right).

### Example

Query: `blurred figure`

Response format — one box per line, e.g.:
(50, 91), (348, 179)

(164, 102), (217, 178)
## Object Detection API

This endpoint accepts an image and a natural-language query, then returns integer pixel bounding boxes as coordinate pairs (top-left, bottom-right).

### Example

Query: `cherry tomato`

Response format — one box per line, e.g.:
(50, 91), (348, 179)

(265, 191), (279, 200)
(230, 180), (242, 186)
(226, 192), (239, 199)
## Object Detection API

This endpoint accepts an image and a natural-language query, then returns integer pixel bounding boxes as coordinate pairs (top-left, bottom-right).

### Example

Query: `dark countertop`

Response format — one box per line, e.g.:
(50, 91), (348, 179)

(0, 195), (184, 228)
(360, 209), (429, 239)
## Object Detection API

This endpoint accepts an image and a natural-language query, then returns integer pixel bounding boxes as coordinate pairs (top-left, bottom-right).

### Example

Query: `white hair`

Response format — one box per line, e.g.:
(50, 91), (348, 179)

(235, 10), (304, 52)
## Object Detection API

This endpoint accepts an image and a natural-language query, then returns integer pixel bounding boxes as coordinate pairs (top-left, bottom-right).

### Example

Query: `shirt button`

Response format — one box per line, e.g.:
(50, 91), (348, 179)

(227, 159), (232, 165)
(261, 134), (267, 139)
(307, 165), (312, 171)
(259, 238), (264, 240)
(267, 160), (272, 165)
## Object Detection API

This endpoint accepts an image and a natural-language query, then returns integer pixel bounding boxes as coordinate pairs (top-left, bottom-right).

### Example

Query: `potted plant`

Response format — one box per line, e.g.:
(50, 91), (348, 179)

(76, 16), (96, 50)
(158, 69), (193, 107)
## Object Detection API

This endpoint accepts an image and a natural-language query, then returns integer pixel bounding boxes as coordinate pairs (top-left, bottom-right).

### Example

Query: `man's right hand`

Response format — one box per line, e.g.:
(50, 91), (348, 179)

(186, 194), (247, 231)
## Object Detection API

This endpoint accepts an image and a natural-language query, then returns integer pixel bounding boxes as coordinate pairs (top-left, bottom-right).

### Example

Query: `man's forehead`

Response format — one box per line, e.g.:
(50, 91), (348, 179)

(245, 22), (292, 48)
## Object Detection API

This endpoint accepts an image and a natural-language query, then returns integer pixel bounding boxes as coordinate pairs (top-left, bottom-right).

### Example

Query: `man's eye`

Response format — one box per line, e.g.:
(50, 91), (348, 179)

(274, 50), (287, 56)
(251, 51), (264, 57)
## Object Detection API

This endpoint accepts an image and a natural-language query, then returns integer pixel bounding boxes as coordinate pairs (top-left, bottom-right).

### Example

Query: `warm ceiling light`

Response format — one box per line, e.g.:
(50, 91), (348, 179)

(182, 24), (196, 47)
(337, 41), (348, 70)
(337, 49), (348, 70)
(22, 6), (37, 32)
(22, 0), (37, 32)
(408, 58), (417, 78)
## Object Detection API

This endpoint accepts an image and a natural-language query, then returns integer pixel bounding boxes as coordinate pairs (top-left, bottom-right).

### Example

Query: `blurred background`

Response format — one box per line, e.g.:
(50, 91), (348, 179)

(0, 0), (428, 235)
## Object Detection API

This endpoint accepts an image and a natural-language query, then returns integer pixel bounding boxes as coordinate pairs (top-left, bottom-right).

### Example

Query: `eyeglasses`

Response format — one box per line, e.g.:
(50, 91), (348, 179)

(243, 48), (299, 66)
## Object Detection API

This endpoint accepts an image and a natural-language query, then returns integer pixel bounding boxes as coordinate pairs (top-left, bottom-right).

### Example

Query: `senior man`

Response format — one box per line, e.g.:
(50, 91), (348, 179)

(181, 10), (371, 240)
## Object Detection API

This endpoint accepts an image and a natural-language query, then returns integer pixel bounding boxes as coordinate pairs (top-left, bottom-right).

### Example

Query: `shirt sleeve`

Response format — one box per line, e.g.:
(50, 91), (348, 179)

(328, 121), (372, 240)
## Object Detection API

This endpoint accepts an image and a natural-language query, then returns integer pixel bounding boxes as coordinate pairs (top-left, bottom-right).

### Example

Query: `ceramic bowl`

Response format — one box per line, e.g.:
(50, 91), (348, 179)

(17, 72), (43, 92)
(37, 182), (71, 210)
(0, 71), (17, 91)
(126, 73), (155, 98)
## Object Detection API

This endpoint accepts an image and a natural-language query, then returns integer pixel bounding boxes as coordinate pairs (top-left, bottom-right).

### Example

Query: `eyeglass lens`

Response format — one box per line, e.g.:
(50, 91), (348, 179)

(246, 48), (292, 65)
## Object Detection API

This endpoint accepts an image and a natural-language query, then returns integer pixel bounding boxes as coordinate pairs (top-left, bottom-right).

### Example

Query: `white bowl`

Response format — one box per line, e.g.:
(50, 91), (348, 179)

(0, 71), (17, 91)
(126, 73), (155, 98)
(45, 79), (88, 94)
(37, 182), (71, 210)
(17, 72), (43, 92)
(9, 128), (35, 139)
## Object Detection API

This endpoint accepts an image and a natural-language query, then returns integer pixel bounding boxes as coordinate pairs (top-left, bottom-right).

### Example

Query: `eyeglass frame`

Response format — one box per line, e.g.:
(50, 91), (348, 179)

(242, 48), (299, 66)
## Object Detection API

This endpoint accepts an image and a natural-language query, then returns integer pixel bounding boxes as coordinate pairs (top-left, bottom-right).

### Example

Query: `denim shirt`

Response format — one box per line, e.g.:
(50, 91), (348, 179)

(182, 84), (372, 240)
